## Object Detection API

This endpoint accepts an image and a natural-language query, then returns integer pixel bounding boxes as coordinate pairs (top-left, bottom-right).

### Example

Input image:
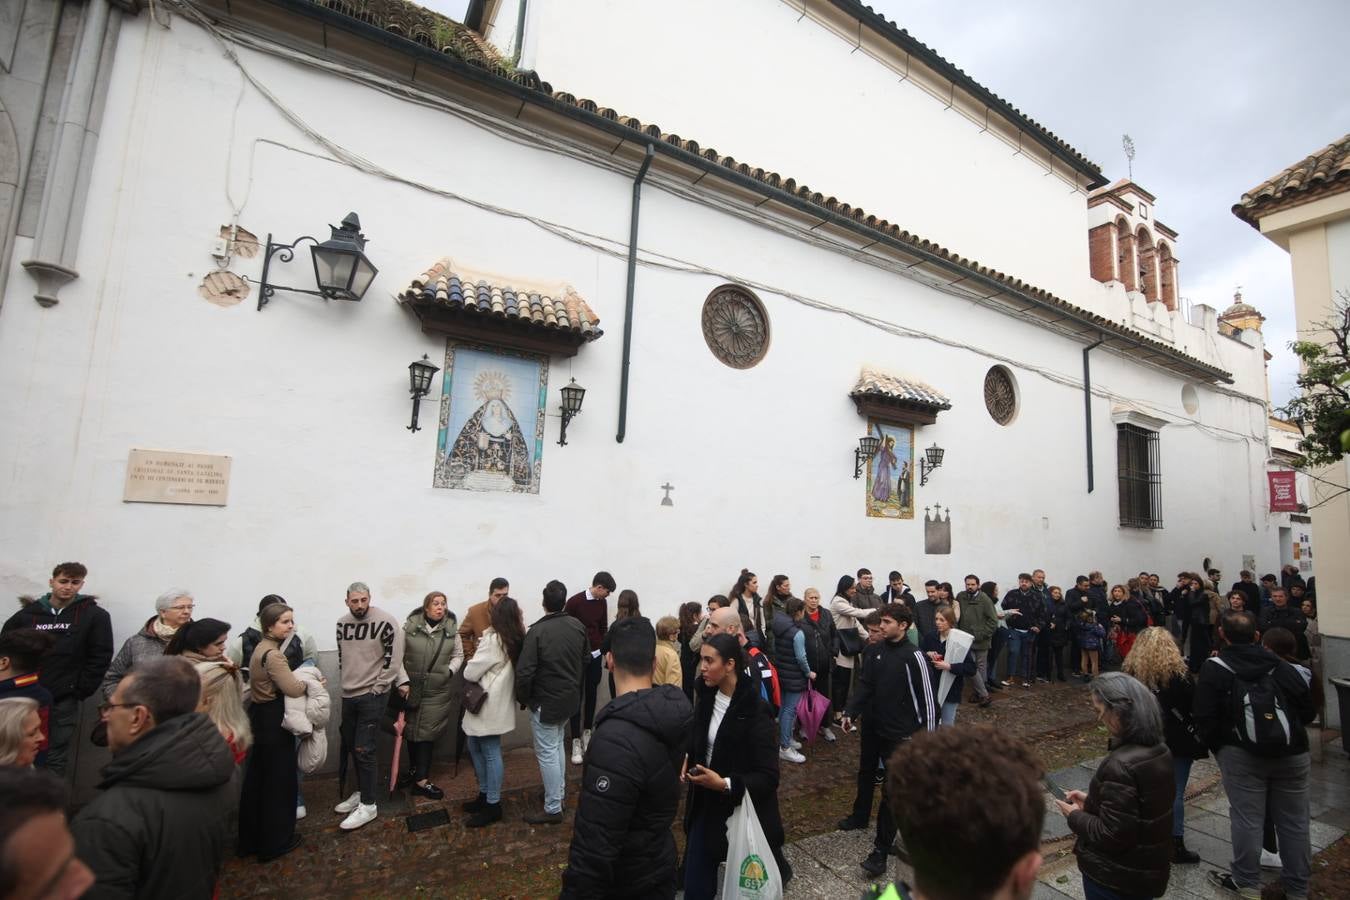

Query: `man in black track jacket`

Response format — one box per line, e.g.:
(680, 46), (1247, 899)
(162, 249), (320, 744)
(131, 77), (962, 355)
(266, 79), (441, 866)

(842, 603), (937, 879)
(561, 616), (693, 898)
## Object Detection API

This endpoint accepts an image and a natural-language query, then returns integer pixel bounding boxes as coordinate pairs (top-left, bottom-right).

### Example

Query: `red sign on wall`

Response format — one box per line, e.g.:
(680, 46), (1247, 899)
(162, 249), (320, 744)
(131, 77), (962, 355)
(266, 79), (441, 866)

(1268, 471), (1299, 512)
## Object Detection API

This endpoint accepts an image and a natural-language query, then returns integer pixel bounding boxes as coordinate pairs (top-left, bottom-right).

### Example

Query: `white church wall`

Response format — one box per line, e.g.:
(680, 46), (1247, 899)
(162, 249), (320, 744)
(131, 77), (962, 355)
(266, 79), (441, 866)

(0, 16), (1276, 658)
(524, 0), (1098, 307)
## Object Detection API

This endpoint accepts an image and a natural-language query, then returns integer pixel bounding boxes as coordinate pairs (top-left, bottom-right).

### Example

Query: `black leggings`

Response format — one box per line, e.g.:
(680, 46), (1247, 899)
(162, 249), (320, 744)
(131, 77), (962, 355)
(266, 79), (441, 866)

(570, 654), (603, 742)
(831, 662), (853, 718)
(408, 739), (435, 782)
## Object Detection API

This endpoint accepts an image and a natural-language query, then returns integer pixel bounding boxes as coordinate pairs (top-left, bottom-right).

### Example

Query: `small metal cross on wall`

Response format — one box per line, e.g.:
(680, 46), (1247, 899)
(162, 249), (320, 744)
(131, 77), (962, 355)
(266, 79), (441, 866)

(660, 483), (674, 507)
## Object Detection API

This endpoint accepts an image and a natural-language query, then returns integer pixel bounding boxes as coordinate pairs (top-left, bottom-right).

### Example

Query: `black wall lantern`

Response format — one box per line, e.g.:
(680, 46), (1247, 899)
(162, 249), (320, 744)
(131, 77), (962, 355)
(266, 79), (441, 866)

(558, 378), (586, 446)
(257, 212), (378, 310)
(853, 435), (881, 479)
(919, 443), (945, 486)
(406, 354), (439, 433)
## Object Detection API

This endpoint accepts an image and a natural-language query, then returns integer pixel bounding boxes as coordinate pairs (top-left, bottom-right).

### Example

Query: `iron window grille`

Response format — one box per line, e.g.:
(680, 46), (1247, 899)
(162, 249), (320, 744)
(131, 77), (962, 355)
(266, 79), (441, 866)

(1117, 424), (1162, 528)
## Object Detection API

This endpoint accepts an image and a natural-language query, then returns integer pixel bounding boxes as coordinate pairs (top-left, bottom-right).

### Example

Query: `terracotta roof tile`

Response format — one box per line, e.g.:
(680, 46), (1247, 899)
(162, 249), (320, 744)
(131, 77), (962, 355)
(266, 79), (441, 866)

(276, 0), (1231, 384)
(1233, 132), (1350, 226)
(399, 259), (602, 341)
(851, 368), (952, 410)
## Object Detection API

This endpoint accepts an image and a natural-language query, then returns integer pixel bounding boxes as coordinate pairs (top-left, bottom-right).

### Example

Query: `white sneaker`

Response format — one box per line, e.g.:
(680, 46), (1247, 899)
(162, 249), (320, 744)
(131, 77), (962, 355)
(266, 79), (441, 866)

(339, 802), (378, 831)
(582, 729), (592, 752)
(571, 738), (583, 765)
(295, 805), (307, 820)
(821, 728), (837, 743)
(789, 739), (802, 751)
(1260, 848), (1283, 869)
(334, 791), (361, 814)
(779, 747), (806, 764)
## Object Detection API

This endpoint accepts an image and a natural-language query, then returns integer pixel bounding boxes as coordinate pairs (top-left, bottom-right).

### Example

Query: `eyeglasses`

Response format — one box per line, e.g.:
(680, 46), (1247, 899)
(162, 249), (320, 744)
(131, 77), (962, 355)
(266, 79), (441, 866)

(169, 605), (195, 612)
(98, 702), (143, 716)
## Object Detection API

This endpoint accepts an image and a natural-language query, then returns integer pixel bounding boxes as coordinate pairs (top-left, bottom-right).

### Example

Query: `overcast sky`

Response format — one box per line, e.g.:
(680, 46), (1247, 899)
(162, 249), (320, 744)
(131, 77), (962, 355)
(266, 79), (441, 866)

(427, 0), (1348, 406)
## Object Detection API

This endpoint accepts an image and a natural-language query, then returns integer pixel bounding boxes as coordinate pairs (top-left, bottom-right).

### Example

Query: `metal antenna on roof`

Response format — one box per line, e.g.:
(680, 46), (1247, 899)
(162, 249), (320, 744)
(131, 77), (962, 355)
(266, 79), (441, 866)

(1122, 134), (1136, 180)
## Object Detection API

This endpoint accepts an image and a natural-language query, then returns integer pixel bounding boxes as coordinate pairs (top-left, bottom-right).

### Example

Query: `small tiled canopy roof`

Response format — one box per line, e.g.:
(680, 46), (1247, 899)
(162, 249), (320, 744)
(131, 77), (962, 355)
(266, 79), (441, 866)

(851, 368), (951, 424)
(1233, 132), (1350, 227)
(399, 259), (602, 355)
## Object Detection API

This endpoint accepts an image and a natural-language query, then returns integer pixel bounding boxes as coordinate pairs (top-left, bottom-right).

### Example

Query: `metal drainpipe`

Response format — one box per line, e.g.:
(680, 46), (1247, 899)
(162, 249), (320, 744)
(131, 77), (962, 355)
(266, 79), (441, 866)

(1083, 337), (1105, 492)
(616, 144), (655, 443)
(511, 0), (529, 66)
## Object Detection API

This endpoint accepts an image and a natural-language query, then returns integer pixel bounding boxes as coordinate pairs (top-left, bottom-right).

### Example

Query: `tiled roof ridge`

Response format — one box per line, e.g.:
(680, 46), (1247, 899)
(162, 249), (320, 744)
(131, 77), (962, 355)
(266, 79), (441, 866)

(257, 0), (1229, 383)
(853, 368), (952, 409)
(306, 0), (520, 75)
(400, 258), (603, 338)
(1233, 132), (1350, 227)
(828, 0), (1103, 179)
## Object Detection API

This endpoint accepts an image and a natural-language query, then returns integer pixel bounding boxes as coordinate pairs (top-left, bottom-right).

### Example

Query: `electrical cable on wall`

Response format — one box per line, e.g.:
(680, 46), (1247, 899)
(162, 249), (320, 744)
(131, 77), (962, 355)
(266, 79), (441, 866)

(174, 0), (1273, 454)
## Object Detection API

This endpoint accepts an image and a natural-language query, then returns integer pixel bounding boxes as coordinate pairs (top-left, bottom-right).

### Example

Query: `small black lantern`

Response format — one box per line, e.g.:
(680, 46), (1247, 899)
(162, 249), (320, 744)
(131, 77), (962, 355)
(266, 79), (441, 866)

(558, 378), (586, 446)
(854, 435), (881, 479)
(256, 212), (378, 310)
(406, 354), (439, 433)
(919, 442), (945, 486)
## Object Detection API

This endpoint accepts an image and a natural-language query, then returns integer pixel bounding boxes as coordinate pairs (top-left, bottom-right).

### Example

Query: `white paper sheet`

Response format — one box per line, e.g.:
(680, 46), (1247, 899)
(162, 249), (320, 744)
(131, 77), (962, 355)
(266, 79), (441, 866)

(936, 628), (974, 707)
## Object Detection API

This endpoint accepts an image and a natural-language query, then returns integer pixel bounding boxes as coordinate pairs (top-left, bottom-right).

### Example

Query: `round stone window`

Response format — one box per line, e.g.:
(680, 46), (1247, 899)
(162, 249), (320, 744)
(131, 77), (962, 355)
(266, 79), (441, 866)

(1181, 384), (1199, 415)
(701, 285), (769, 369)
(984, 365), (1018, 425)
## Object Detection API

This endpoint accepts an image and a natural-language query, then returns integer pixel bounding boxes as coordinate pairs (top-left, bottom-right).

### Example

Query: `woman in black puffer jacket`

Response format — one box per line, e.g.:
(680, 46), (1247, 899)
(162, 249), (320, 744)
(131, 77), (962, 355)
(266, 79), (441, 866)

(1055, 671), (1174, 900)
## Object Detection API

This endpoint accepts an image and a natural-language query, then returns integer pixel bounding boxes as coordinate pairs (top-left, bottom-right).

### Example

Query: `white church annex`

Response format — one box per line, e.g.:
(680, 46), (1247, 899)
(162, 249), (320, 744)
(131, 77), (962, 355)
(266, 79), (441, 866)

(1, 0), (1281, 698)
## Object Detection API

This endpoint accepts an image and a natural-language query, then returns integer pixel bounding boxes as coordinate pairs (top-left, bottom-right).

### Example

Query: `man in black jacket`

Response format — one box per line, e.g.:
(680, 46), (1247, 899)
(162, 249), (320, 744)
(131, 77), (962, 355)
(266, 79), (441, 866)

(1257, 588), (1310, 661)
(2, 561), (113, 777)
(842, 604), (937, 879)
(561, 617), (693, 898)
(516, 579), (589, 825)
(72, 656), (237, 899)
(1065, 575), (1092, 675)
(1193, 611), (1315, 899)
(1001, 575), (1041, 688)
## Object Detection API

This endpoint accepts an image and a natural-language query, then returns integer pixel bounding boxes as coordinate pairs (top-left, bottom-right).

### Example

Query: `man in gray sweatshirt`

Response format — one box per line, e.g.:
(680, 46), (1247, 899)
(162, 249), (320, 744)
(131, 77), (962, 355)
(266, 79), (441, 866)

(333, 582), (407, 831)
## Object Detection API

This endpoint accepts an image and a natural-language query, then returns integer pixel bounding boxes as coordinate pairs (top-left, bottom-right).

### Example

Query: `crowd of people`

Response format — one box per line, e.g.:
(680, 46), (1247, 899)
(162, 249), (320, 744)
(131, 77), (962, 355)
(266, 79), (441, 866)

(0, 559), (1324, 899)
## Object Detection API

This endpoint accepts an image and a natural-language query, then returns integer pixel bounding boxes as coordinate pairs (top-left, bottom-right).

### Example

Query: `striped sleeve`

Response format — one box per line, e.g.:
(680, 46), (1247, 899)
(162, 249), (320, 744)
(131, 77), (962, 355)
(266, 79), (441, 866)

(910, 648), (938, 731)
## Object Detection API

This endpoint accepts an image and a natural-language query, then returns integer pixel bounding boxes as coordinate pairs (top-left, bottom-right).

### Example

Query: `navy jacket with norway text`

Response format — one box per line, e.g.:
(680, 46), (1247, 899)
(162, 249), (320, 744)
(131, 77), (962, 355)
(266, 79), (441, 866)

(561, 684), (692, 898)
(3, 594), (113, 701)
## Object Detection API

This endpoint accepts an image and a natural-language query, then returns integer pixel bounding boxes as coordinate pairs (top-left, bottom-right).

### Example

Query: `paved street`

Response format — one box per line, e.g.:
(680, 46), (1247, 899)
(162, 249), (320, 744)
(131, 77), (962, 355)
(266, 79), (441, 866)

(774, 738), (1349, 900)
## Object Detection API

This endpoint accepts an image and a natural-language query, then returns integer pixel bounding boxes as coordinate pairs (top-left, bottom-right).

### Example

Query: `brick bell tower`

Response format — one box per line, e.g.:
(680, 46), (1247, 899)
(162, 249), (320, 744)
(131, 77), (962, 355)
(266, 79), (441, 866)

(1086, 180), (1181, 311)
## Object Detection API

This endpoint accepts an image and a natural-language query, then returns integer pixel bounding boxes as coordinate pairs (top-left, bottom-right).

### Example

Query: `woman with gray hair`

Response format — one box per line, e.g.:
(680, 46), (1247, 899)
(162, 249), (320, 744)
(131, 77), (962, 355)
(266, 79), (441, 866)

(0, 697), (44, 766)
(99, 588), (195, 700)
(1055, 671), (1175, 899)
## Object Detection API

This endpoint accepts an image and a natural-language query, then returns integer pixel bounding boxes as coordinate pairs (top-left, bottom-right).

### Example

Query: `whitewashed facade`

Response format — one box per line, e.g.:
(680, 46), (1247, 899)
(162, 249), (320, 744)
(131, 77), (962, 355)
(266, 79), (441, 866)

(1, 0), (1284, 736)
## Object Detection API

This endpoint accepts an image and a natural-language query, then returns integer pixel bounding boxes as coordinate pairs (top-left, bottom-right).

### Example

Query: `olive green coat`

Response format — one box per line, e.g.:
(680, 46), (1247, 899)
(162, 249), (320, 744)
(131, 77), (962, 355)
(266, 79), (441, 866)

(402, 610), (464, 743)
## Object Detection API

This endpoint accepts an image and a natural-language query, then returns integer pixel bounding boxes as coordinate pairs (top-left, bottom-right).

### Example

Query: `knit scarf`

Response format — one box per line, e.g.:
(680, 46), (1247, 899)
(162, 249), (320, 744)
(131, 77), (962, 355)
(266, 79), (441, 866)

(152, 617), (180, 642)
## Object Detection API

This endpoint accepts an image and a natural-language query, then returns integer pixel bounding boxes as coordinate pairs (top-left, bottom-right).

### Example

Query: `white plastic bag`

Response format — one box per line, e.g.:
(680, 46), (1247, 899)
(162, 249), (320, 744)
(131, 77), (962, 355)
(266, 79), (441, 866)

(722, 792), (783, 900)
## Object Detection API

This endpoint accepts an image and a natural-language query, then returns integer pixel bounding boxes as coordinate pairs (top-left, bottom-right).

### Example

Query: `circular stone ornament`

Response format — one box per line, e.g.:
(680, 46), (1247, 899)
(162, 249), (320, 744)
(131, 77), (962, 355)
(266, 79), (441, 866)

(983, 365), (1018, 425)
(702, 285), (770, 369)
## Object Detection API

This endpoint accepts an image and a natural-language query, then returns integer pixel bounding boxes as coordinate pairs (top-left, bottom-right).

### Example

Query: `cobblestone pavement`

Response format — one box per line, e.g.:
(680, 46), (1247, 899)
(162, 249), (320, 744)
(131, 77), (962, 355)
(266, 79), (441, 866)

(214, 681), (1348, 898)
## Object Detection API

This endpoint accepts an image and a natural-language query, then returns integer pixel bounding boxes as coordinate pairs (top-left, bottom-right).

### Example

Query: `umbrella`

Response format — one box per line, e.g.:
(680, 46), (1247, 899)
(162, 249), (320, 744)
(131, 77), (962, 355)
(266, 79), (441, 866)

(388, 711), (406, 793)
(796, 685), (831, 742)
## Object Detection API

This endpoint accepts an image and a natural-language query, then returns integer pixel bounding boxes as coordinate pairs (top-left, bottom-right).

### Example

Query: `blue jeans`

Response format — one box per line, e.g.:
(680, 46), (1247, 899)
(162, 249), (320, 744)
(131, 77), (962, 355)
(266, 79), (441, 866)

(1006, 630), (1030, 680)
(940, 701), (959, 727)
(531, 709), (566, 814)
(779, 690), (802, 748)
(1082, 875), (1149, 900)
(1173, 755), (1194, 837)
(466, 734), (504, 804)
(683, 813), (719, 900)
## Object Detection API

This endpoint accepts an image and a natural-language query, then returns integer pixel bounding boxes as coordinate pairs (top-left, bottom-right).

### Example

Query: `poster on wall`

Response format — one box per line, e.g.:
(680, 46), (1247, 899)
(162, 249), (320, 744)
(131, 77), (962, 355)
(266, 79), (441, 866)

(1268, 471), (1299, 512)
(435, 343), (547, 493)
(865, 419), (915, 519)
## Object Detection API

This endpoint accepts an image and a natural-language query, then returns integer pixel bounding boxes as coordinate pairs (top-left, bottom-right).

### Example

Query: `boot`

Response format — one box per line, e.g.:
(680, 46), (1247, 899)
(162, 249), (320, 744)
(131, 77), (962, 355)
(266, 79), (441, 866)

(461, 792), (487, 813)
(1173, 835), (1200, 864)
(466, 802), (502, 828)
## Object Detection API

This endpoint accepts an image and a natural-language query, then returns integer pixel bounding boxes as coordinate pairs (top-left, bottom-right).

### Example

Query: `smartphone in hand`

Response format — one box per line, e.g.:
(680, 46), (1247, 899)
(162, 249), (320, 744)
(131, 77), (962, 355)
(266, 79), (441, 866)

(687, 764), (704, 777)
(1043, 777), (1068, 803)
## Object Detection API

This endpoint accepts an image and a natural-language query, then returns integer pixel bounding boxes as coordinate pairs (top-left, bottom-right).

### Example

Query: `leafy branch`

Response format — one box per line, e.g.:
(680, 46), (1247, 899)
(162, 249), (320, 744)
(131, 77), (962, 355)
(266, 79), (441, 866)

(1280, 289), (1350, 467)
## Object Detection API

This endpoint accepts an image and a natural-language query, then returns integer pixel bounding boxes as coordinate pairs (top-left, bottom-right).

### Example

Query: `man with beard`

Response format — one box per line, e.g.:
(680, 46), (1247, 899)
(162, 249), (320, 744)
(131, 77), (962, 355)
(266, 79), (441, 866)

(333, 582), (407, 831)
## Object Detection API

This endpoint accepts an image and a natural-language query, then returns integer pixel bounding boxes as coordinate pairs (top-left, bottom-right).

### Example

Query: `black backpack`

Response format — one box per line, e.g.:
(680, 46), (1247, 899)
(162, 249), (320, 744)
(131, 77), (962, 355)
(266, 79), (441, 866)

(1210, 657), (1296, 756)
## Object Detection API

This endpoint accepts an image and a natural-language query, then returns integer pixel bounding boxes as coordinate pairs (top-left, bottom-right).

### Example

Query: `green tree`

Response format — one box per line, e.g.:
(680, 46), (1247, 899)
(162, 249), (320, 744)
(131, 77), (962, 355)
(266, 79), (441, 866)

(1281, 289), (1350, 467)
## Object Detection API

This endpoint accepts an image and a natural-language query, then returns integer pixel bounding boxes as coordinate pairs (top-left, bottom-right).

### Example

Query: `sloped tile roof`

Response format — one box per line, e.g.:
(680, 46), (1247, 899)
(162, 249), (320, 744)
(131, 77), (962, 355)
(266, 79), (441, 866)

(1233, 132), (1350, 227)
(249, 0), (1233, 384)
(851, 368), (951, 410)
(399, 259), (602, 341)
